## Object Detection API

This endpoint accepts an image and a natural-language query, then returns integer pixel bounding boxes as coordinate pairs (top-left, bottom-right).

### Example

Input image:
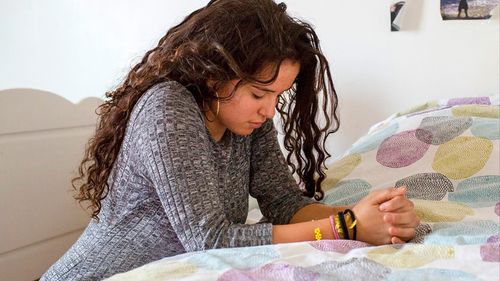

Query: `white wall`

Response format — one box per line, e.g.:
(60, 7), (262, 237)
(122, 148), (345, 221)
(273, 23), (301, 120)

(1, 0), (499, 158)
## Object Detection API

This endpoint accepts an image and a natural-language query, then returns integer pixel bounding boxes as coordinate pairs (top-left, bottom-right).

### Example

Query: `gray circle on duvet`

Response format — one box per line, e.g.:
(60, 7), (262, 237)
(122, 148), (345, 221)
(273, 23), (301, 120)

(416, 116), (473, 145)
(395, 173), (454, 200)
(409, 223), (433, 244)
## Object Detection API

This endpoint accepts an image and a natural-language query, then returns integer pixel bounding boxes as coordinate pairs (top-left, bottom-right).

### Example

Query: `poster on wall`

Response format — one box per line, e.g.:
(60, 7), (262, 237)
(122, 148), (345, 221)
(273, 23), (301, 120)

(441, 0), (499, 20)
(390, 1), (407, 31)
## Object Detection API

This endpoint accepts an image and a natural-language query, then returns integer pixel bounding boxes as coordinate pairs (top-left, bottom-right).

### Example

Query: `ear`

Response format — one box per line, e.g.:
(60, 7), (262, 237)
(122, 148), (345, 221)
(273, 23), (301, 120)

(207, 80), (228, 94)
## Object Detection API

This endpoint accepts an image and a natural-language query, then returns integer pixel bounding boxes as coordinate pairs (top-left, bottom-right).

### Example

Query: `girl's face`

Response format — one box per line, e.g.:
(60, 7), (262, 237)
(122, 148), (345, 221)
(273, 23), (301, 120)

(206, 59), (300, 141)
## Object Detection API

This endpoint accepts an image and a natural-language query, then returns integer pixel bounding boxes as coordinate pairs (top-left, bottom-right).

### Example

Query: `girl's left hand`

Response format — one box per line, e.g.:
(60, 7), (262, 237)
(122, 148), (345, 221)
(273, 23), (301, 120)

(378, 187), (420, 244)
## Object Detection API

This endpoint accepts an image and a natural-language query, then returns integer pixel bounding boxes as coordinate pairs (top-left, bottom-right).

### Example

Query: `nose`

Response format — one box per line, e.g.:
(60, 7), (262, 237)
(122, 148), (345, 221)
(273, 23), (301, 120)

(259, 96), (277, 119)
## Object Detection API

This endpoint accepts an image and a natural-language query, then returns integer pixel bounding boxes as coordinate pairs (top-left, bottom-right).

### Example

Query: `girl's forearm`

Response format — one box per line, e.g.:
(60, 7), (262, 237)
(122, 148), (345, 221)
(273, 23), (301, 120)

(289, 203), (352, 224)
(272, 217), (334, 244)
(271, 203), (355, 244)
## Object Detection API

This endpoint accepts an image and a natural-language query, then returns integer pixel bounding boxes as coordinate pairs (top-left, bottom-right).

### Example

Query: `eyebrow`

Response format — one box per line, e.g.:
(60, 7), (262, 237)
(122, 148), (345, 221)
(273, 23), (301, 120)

(253, 85), (276, 93)
(253, 84), (293, 93)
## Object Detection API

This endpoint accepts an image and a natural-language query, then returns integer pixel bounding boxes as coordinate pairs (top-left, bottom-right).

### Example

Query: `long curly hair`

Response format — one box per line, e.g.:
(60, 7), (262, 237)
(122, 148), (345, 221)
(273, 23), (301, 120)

(74, 0), (339, 220)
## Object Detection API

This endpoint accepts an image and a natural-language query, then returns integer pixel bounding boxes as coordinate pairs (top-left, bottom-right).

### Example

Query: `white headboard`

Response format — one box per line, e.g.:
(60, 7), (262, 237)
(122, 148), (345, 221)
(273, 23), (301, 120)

(0, 89), (101, 280)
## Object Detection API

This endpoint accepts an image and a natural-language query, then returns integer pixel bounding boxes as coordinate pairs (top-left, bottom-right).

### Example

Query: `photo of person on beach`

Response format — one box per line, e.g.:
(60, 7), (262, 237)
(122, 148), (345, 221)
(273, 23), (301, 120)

(441, 0), (499, 20)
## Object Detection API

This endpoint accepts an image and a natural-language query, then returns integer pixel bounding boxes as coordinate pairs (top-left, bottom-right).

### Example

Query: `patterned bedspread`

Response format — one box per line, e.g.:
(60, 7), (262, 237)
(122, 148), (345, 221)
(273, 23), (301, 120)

(107, 96), (499, 281)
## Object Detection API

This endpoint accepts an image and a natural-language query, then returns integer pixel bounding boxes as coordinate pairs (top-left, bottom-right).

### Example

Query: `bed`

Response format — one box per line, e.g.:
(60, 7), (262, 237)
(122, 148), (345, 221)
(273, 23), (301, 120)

(105, 96), (500, 281)
(0, 89), (100, 281)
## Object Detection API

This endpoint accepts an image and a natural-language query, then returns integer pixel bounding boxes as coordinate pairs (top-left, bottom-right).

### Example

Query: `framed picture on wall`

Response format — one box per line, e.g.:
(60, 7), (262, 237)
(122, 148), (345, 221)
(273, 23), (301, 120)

(390, 1), (407, 31)
(441, 0), (499, 20)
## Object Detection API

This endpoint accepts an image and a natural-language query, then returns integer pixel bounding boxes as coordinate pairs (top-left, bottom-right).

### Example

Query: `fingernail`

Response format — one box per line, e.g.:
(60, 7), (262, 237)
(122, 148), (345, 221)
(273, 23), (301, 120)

(380, 203), (388, 211)
(395, 186), (406, 193)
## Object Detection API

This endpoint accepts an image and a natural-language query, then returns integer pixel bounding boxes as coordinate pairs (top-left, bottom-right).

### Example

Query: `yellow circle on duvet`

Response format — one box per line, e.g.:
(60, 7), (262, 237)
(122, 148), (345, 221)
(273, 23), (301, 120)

(105, 261), (197, 281)
(432, 136), (493, 180)
(413, 199), (474, 222)
(322, 154), (361, 192)
(367, 245), (454, 268)
(452, 105), (500, 118)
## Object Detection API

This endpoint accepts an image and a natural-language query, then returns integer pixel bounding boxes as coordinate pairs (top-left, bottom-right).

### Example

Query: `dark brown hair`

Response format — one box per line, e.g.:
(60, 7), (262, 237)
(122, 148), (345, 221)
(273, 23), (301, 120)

(74, 0), (339, 219)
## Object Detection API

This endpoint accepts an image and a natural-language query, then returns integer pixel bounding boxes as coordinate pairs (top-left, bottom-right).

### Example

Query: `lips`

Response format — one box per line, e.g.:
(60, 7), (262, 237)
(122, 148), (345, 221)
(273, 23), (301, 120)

(249, 122), (263, 129)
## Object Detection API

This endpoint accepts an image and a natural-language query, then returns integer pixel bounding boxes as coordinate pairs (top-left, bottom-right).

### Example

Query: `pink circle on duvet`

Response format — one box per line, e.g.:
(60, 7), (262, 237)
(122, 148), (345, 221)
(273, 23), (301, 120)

(447, 97), (491, 106)
(309, 240), (369, 254)
(480, 235), (500, 262)
(376, 130), (432, 168)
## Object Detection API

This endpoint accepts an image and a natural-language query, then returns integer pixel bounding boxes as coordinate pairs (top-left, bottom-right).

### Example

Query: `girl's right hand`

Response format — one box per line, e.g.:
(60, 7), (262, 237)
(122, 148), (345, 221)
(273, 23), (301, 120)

(352, 187), (419, 245)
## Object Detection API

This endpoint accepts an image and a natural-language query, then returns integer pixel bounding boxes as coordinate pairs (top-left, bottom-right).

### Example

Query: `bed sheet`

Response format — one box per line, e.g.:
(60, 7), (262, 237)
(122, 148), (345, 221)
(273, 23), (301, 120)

(107, 96), (499, 281)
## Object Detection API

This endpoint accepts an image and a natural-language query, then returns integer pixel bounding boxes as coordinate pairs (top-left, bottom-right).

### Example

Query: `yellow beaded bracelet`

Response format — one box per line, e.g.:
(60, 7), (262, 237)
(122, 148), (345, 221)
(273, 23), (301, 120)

(314, 227), (322, 241)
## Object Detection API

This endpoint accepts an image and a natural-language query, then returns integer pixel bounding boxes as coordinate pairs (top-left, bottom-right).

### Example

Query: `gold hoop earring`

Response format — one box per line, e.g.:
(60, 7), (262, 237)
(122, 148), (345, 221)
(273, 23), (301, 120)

(202, 93), (219, 122)
(215, 92), (220, 117)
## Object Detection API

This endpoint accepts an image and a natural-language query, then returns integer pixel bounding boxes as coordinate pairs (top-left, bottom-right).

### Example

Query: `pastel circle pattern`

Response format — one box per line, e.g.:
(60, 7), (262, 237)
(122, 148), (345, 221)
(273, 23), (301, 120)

(322, 154), (362, 192)
(367, 245), (455, 268)
(452, 105), (500, 119)
(448, 175), (500, 208)
(411, 224), (433, 244)
(377, 130), (431, 168)
(471, 118), (500, 140)
(387, 268), (483, 281)
(426, 221), (499, 245)
(188, 246), (280, 270)
(447, 97), (491, 106)
(305, 258), (390, 281)
(218, 263), (315, 281)
(323, 179), (372, 205)
(413, 199), (474, 222)
(218, 258), (391, 281)
(480, 235), (500, 262)
(395, 173), (454, 200)
(432, 136), (493, 180)
(396, 100), (438, 117)
(309, 240), (370, 254)
(106, 261), (198, 281)
(416, 116), (472, 145)
(349, 122), (399, 154)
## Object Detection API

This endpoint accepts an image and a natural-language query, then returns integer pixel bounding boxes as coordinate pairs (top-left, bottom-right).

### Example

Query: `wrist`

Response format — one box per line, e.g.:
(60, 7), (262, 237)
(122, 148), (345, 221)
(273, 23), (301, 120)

(343, 209), (358, 241)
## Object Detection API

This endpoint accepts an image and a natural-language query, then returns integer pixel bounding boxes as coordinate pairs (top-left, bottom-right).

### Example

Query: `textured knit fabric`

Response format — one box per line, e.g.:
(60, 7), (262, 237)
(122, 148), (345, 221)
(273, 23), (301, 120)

(41, 81), (313, 280)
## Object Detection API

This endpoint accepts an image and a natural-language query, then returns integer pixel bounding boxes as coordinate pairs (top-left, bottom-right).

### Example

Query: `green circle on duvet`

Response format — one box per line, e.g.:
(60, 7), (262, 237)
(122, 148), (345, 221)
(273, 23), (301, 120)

(187, 246), (279, 270)
(471, 118), (500, 140)
(448, 176), (500, 208)
(425, 221), (498, 245)
(387, 268), (483, 281)
(323, 179), (371, 205)
(349, 122), (399, 154)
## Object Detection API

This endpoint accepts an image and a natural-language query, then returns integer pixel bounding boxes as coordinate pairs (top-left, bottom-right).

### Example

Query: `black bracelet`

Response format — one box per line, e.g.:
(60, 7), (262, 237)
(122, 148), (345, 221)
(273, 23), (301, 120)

(343, 209), (357, 241)
(338, 211), (350, 240)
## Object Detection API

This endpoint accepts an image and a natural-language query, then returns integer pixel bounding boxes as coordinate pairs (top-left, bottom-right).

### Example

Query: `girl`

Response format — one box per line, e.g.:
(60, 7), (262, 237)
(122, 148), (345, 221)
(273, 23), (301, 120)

(42, 0), (418, 279)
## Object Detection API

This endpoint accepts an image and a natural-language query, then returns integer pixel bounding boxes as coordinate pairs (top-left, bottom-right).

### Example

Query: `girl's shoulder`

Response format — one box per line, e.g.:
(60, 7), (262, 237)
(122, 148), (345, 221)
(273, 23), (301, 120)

(141, 81), (196, 108)
(132, 81), (203, 123)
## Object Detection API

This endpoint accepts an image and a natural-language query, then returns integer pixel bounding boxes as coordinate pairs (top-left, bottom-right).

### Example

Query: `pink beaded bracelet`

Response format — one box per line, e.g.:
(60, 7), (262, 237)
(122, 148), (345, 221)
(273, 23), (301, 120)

(329, 215), (340, 240)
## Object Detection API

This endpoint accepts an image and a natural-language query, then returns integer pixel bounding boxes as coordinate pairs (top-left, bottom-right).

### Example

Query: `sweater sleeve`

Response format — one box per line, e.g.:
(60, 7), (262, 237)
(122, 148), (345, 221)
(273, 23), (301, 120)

(136, 82), (273, 252)
(249, 119), (315, 225)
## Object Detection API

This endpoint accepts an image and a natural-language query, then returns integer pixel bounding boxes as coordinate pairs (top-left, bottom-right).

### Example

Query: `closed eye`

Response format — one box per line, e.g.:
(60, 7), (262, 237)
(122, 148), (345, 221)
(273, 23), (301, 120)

(252, 92), (265, 99)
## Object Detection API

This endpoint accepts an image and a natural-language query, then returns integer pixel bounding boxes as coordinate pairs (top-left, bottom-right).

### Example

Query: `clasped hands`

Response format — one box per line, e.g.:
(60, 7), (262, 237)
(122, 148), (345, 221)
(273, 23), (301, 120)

(352, 187), (420, 245)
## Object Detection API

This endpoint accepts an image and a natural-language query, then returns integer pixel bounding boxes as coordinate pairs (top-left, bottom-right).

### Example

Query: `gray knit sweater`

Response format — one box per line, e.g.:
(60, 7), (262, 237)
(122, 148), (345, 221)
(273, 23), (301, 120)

(41, 81), (313, 280)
